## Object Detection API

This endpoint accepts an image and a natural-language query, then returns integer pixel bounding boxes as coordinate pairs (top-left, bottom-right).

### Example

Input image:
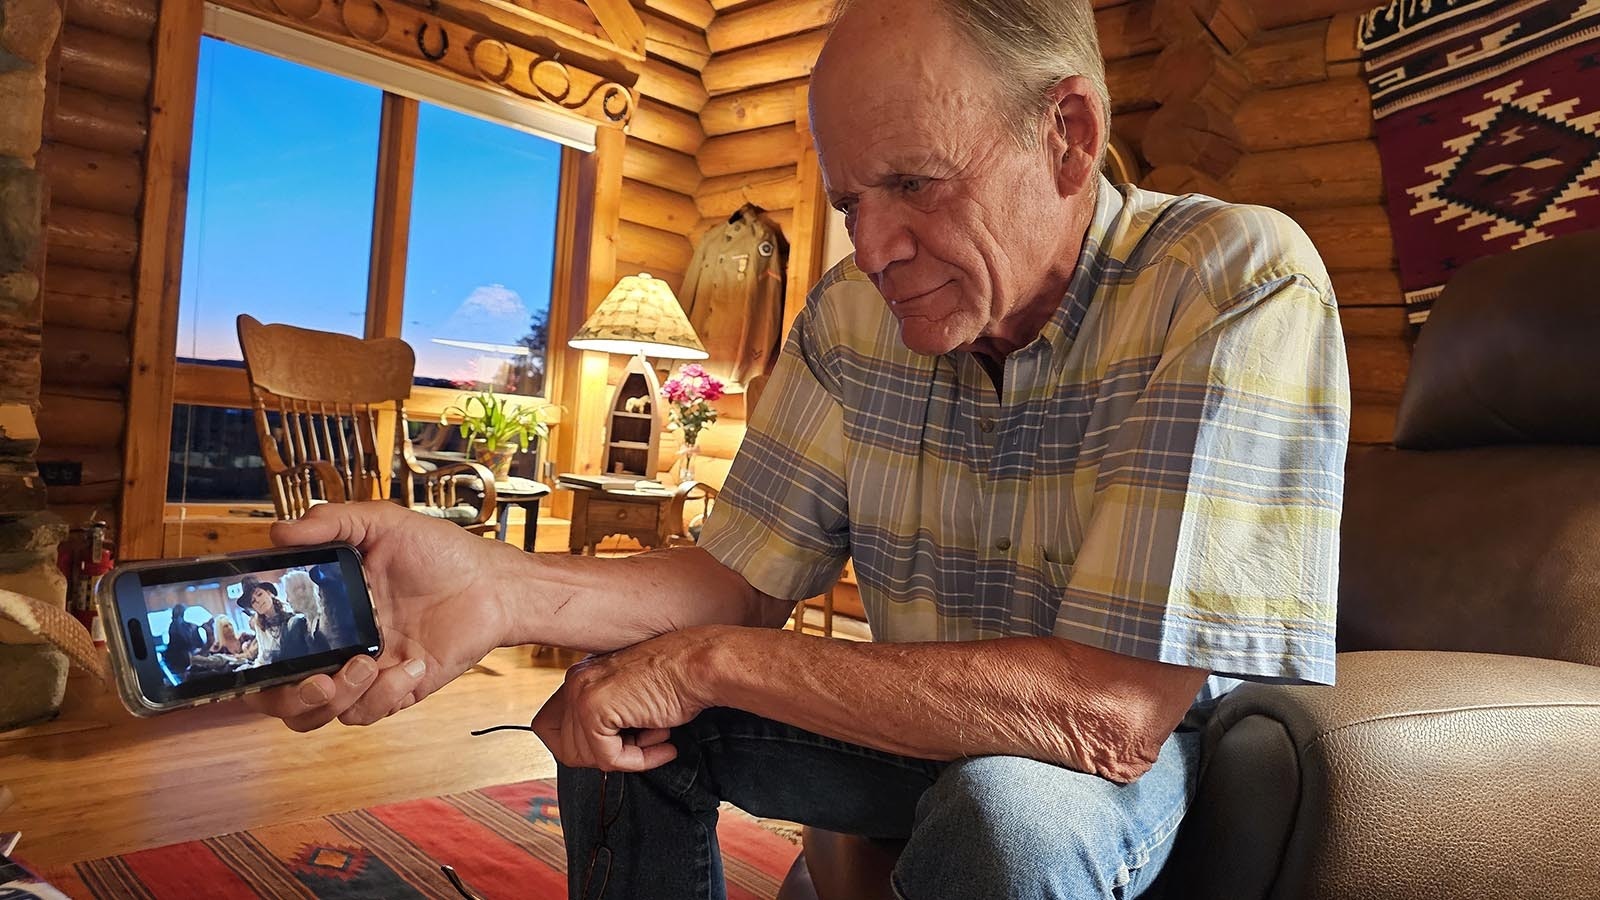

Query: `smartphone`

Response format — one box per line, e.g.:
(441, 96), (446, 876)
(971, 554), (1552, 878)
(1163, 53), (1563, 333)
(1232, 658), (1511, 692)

(95, 542), (382, 716)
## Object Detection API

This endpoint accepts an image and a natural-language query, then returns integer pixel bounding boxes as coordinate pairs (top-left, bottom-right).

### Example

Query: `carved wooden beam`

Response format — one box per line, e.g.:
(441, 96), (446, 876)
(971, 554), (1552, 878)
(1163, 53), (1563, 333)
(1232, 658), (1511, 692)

(424, 0), (643, 73)
(214, 0), (640, 128)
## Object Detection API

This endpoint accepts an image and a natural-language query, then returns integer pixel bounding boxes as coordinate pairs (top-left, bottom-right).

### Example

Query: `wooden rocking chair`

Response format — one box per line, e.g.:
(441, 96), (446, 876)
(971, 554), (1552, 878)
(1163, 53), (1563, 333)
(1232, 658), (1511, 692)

(236, 315), (499, 532)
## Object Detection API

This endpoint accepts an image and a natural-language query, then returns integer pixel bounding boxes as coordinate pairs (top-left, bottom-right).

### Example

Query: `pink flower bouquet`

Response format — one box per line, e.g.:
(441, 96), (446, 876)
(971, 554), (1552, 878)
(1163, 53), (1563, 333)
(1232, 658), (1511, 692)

(660, 363), (724, 448)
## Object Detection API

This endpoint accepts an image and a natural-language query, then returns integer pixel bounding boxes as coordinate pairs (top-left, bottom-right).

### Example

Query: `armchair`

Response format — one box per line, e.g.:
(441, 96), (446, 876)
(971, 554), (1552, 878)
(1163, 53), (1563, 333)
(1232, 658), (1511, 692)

(780, 232), (1600, 900)
(662, 479), (719, 547)
(236, 315), (499, 532)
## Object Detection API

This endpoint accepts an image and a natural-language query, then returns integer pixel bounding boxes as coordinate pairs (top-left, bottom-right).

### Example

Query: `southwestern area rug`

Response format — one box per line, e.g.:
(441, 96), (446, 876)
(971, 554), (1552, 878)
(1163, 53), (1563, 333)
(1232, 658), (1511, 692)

(1358, 0), (1600, 323)
(25, 779), (799, 899)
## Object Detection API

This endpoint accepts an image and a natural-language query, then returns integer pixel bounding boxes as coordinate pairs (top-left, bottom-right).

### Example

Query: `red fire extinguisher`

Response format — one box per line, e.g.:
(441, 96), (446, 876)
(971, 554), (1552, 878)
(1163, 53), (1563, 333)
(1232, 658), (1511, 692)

(57, 520), (115, 644)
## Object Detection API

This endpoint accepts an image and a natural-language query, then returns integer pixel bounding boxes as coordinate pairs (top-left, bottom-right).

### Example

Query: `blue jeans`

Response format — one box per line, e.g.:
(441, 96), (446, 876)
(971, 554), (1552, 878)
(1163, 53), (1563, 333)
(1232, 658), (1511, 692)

(557, 707), (1204, 899)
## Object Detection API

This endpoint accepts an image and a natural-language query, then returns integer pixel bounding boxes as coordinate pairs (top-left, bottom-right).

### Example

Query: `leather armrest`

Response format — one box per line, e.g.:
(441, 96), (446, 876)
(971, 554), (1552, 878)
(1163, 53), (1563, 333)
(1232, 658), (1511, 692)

(1167, 651), (1600, 900)
(789, 829), (901, 900)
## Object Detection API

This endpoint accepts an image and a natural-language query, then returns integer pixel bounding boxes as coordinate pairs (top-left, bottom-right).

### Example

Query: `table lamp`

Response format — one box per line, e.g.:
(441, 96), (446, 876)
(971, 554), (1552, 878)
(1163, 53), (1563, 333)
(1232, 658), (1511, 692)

(568, 273), (706, 478)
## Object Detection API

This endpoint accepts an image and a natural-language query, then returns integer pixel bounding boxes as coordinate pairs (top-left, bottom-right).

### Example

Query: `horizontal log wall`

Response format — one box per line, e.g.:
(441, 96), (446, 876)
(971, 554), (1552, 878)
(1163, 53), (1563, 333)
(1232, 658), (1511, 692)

(667, 0), (829, 489)
(35, 0), (159, 527)
(617, 0), (708, 298)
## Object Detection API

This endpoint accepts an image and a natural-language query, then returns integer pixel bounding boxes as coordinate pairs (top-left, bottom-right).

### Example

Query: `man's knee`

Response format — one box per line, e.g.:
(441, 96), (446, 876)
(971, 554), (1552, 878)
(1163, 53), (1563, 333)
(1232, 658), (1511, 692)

(893, 756), (1131, 900)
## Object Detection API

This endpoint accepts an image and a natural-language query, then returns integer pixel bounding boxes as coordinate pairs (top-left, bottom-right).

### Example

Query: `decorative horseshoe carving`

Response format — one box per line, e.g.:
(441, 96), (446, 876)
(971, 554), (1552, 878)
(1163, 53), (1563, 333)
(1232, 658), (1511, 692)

(416, 23), (448, 61)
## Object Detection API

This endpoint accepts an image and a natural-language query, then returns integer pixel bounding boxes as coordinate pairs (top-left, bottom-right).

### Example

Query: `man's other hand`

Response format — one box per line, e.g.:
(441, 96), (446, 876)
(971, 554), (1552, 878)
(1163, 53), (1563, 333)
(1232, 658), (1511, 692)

(531, 626), (724, 772)
(245, 501), (519, 731)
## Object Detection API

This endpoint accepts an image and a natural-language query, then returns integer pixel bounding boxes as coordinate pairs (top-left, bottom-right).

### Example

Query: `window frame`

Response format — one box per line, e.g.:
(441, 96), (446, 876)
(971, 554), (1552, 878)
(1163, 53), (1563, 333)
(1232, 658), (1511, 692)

(164, 31), (581, 506)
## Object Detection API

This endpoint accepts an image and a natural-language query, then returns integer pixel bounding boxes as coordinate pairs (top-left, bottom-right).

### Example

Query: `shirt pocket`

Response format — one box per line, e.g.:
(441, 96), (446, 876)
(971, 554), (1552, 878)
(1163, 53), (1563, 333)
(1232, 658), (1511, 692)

(1036, 544), (1077, 594)
(1015, 545), (1076, 634)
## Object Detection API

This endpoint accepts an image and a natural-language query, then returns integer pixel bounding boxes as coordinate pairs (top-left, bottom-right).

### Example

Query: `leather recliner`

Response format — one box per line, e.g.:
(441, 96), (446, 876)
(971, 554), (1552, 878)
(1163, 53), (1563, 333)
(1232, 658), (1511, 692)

(778, 230), (1600, 900)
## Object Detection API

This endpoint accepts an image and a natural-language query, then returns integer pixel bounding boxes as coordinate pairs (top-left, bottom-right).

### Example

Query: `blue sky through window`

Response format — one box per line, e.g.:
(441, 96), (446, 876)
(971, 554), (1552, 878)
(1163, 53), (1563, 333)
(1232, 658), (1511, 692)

(404, 103), (560, 390)
(177, 37), (562, 396)
(178, 37), (379, 361)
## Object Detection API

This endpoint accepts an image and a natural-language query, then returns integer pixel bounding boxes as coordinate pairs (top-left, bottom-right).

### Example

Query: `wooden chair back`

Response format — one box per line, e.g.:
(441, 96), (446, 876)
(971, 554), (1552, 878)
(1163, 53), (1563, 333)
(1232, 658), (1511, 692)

(236, 314), (417, 519)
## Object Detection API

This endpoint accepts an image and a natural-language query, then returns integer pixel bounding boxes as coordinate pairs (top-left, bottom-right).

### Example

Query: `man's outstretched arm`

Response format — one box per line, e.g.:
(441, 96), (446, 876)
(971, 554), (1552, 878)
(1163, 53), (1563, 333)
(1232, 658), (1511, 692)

(244, 502), (792, 732)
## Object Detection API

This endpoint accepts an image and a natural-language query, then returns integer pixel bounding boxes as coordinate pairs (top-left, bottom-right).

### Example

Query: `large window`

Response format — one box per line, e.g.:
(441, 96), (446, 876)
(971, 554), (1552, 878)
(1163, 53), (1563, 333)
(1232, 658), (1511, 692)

(178, 38), (379, 364)
(169, 35), (569, 504)
(404, 102), (562, 396)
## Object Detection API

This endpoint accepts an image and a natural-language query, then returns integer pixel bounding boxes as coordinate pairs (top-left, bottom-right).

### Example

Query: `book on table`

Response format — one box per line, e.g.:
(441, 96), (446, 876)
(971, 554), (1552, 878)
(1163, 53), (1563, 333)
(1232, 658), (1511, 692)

(557, 473), (666, 493)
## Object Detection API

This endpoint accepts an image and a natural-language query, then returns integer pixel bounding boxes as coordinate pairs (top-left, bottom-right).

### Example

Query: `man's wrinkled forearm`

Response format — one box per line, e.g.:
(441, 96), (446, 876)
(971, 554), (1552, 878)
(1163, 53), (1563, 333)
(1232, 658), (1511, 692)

(497, 545), (790, 653)
(699, 627), (1210, 782)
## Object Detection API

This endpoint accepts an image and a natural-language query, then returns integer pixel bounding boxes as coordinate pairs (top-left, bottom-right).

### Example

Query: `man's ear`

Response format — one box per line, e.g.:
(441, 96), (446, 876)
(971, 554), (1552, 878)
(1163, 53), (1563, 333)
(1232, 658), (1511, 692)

(1043, 75), (1104, 197)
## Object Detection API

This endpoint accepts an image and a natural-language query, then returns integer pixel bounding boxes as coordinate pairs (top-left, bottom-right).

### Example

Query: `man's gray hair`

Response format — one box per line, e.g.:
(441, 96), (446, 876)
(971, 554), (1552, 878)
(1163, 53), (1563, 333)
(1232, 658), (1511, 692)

(832, 0), (1111, 154)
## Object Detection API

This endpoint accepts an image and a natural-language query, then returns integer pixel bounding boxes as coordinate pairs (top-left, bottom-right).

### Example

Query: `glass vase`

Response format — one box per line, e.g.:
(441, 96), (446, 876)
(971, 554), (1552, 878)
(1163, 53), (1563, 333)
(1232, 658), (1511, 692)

(677, 441), (699, 483)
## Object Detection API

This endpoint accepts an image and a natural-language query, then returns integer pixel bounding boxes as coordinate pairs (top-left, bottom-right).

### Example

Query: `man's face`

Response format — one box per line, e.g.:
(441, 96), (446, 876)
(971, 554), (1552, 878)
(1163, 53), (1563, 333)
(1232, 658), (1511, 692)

(811, 0), (1079, 356)
(250, 588), (273, 614)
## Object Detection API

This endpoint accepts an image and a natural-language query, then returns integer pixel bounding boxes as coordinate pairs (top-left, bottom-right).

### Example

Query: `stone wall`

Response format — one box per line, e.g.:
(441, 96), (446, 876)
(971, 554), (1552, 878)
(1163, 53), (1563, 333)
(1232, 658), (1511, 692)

(0, 0), (71, 728)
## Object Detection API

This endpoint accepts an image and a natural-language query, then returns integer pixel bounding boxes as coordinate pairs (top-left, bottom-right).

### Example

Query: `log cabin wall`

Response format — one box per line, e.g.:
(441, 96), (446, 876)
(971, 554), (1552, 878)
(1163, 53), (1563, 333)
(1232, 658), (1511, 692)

(622, 0), (714, 298)
(645, 0), (833, 490)
(1, 0), (70, 612)
(1128, 0), (1408, 444)
(34, 0), (154, 534)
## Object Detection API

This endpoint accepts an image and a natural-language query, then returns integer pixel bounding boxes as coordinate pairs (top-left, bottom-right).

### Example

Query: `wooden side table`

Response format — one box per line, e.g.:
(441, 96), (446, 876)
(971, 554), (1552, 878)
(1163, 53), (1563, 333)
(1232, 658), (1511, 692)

(564, 485), (676, 555)
(493, 479), (550, 552)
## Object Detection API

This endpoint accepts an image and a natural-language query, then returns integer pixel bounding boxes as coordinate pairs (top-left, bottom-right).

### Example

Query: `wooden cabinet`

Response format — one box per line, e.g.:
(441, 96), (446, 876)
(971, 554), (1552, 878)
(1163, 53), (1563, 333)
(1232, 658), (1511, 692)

(567, 486), (674, 555)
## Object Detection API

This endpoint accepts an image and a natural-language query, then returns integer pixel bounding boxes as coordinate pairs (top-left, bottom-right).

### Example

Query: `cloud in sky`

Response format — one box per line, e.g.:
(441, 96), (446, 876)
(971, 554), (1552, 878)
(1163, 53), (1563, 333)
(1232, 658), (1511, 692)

(454, 283), (527, 322)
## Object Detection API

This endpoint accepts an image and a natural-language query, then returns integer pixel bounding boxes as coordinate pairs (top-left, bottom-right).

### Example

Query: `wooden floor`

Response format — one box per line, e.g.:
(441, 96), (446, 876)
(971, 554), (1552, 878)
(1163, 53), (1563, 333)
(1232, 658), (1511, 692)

(2, 594), (863, 871)
(1, 646), (574, 868)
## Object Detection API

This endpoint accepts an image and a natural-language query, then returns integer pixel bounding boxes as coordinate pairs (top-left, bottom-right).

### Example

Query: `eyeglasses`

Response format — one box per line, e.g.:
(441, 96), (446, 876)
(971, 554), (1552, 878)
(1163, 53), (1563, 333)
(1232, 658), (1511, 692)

(469, 721), (626, 899)
(438, 773), (623, 900)
(581, 770), (625, 899)
(441, 864), (482, 900)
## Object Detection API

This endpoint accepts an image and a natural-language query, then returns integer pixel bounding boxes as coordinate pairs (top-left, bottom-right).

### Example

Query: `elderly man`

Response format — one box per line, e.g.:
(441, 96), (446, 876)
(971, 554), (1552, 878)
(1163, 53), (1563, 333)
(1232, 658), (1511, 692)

(251, 0), (1349, 895)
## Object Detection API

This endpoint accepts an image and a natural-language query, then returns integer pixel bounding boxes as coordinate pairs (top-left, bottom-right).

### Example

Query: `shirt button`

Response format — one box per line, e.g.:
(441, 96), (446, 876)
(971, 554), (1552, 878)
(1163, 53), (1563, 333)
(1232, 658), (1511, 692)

(979, 418), (995, 433)
(995, 538), (1011, 552)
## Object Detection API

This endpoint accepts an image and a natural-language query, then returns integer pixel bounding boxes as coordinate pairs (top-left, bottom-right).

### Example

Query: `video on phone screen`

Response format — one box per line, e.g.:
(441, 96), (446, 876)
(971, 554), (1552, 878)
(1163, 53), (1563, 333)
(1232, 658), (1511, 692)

(142, 563), (361, 686)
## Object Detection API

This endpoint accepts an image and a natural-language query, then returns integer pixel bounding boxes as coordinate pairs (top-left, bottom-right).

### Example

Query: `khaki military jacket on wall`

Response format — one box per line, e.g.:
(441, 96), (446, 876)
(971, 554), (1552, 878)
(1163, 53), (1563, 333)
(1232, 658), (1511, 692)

(680, 204), (786, 394)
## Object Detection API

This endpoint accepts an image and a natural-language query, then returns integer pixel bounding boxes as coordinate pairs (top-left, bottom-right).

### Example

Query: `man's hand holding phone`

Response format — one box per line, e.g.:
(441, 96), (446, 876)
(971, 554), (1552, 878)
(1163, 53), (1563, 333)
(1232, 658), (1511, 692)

(245, 501), (522, 731)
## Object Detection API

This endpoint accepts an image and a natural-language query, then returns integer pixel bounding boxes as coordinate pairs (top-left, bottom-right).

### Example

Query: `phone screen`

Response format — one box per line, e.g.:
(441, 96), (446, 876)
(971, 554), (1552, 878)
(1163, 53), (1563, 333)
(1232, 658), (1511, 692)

(110, 545), (380, 708)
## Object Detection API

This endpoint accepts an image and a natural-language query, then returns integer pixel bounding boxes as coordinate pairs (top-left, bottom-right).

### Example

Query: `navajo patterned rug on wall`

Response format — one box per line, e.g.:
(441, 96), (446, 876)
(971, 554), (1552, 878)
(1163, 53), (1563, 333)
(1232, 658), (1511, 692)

(1359, 0), (1600, 323)
(26, 779), (798, 899)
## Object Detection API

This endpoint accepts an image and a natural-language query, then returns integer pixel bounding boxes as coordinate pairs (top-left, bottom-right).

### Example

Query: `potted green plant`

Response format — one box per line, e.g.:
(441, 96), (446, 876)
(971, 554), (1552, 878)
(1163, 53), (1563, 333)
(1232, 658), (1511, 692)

(439, 391), (549, 481)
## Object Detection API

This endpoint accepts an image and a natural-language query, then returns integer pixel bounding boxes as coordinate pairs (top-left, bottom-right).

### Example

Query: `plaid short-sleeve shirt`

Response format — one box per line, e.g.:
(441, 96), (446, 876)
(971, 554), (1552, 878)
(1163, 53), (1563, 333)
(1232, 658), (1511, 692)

(699, 179), (1351, 689)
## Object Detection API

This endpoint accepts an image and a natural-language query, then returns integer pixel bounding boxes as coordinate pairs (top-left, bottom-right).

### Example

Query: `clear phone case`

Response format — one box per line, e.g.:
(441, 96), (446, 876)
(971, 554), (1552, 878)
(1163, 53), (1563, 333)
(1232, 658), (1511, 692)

(95, 543), (380, 717)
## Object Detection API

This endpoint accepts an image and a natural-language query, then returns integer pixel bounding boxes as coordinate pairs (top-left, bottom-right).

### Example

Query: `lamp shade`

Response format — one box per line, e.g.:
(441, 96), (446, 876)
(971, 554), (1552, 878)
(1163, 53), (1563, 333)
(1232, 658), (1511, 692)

(568, 273), (708, 359)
